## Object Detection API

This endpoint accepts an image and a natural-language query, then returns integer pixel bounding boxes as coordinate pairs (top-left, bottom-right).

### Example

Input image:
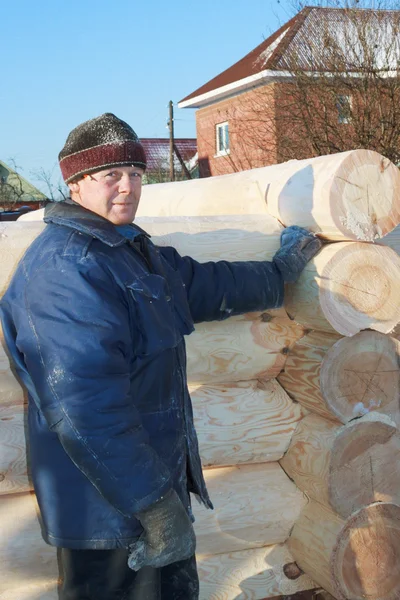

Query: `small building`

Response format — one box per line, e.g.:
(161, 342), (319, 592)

(0, 160), (47, 212)
(140, 138), (198, 183)
(179, 6), (400, 177)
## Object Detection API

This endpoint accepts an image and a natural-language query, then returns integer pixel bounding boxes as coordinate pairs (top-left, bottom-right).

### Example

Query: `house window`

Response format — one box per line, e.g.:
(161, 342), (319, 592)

(337, 95), (352, 124)
(216, 122), (230, 155)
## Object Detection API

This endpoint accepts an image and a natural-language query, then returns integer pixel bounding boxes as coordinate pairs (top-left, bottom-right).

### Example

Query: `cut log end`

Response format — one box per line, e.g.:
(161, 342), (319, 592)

(329, 413), (400, 518)
(320, 331), (400, 423)
(287, 242), (400, 336)
(332, 503), (400, 600)
(320, 244), (400, 335)
(333, 150), (400, 241)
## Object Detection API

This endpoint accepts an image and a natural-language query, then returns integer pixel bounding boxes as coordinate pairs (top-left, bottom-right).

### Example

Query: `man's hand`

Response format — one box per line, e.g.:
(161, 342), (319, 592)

(128, 489), (196, 571)
(273, 226), (322, 283)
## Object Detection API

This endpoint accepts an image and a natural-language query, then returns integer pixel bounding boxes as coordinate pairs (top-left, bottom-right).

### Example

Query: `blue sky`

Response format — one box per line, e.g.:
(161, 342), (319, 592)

(0, 0), (296, 192)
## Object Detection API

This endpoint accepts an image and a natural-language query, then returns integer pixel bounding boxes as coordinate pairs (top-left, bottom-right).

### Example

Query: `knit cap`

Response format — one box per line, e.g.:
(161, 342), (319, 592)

(59, 113), (147, 183)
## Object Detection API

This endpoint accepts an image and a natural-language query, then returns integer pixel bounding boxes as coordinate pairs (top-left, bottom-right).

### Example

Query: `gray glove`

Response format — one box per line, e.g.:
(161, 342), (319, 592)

(273, 225), (322, 283)
(128, 489), (196, 571)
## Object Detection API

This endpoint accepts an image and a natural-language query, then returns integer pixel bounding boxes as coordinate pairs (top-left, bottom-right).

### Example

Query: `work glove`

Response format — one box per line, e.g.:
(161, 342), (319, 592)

(273, 225), (322, 283)
(128, 489), (196, 571)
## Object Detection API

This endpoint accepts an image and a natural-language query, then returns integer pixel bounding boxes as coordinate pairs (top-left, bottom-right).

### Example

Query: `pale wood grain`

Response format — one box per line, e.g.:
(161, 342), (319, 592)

(0, 492), (59, 599)
(0, 222), (45, 298)
(320, 331), (400, 423)
(0, 379), (303, 493)
(0, 403), (30, 495)
(285, 241), (400, 336)
(197, 544), (317, 599)
(278, 331), (342, 422)
(191, 379), (303, 467)
(139, 214), (282, 262)
(280, 412), (400, 518)
(193, 463), (307, 555)
(278, 330), (400, 423)
(137, 150), (400, 241)
(187, 315), (305, 385)
(267, 149), (400, 241)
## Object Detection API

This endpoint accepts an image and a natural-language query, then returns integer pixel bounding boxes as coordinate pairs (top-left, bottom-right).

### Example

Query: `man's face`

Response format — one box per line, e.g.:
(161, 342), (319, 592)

(69, 165), (144, 225)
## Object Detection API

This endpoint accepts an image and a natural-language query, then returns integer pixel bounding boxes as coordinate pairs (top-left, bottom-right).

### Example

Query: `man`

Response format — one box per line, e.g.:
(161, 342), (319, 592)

(0, 113), (321, 600)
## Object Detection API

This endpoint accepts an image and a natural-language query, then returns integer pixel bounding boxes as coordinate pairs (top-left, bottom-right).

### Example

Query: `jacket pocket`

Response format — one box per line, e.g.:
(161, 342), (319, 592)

(127, 274), (180, 356)
(164, 268), (195, 337)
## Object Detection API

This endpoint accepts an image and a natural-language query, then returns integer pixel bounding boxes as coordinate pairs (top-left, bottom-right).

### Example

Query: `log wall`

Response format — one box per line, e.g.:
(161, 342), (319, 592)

(3, 150), (400, 599)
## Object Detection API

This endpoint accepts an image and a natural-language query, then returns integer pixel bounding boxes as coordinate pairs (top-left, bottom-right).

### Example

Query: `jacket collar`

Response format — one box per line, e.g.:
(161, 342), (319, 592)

(44, 201), (150, 247)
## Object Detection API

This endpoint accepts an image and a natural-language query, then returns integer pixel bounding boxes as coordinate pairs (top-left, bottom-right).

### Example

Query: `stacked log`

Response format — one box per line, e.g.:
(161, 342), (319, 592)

(1, 149), (400, 599)
(0, 219), (313, 599)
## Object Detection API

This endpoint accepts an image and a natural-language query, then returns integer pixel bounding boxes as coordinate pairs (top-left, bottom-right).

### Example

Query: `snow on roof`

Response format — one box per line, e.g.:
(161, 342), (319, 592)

(179, 6), (400, 108)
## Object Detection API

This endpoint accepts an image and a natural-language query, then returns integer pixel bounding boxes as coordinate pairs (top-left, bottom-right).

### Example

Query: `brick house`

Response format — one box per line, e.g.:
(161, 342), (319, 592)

(179, 7), (400, 177)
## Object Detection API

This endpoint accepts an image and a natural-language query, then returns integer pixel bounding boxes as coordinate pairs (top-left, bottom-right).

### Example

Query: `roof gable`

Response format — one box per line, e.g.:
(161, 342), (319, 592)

(0, 160), (47, 203)
(180, 6), (400, 108)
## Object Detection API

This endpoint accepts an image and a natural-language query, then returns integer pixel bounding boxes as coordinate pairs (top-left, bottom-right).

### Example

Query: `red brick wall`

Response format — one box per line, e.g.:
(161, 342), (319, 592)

(195, 81), (374, 176)
(195, 85), (278, 177)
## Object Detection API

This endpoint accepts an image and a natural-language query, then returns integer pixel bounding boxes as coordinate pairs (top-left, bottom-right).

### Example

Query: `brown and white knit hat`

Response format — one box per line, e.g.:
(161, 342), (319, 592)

(59, 113), (147, 183)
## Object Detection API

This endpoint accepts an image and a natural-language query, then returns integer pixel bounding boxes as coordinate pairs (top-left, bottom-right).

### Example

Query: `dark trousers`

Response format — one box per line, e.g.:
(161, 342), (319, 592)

(58, 549), (199, 600)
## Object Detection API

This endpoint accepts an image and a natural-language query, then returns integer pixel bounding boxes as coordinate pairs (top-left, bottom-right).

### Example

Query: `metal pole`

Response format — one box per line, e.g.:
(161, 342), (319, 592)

(168, 100), (175, 182)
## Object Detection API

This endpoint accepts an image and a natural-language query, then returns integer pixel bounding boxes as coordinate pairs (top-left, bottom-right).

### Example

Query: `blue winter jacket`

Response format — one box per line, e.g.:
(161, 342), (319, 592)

(0, 201), (284, 549)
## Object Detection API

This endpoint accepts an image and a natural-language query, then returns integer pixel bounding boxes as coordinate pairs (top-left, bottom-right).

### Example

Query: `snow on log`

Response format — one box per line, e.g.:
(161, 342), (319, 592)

(186, 314), (305, 385)
(190, 379), (303, 467)
(193, 463), (307, 555)
(278, 330), (400, 423)
(197, 544), (316, 599)
(280, 412), (400, 518)
(289, 500), (400, 600)
(135, 151), (400, 241)
(285, 241), (400, 336)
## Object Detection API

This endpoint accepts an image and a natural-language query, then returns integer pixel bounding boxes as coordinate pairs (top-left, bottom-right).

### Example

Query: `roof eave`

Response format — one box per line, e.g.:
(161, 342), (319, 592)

(178, 69), (292, 109)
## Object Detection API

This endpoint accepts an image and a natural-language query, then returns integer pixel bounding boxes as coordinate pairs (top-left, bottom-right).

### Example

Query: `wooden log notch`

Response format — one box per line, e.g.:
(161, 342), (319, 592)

(289, 500), (400, 600)
(285, 241), (400, 336)
(278, 330), (400, 423)
(280, 412), (400, 518)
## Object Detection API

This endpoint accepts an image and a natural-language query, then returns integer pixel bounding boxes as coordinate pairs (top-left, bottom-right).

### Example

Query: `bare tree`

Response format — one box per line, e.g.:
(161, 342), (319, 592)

(222, 0), (400, 171)
(33, 167), (69, 201)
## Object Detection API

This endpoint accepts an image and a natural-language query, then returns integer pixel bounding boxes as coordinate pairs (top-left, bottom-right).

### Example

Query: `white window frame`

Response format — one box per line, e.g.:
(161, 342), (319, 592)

(337, 94), (352, 124)
(215, 121), (230, 156)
